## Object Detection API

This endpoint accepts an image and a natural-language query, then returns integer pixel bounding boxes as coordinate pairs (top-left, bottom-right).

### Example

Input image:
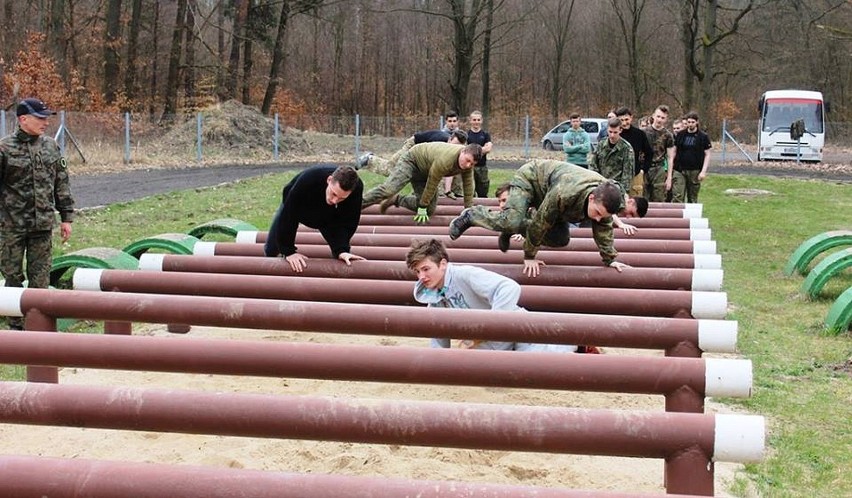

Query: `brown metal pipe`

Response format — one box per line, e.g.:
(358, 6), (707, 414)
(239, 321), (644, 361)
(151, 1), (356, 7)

(437, 197), (692, 210)
(364, 204), (690, 219)
(0, 380), (718, 460)
(9, 288), (726, 353)
(208, 242), (712, 269)
(80, 269), (716, 318)
(262, 225), (703, 241)
(294, 231), (706, 254)
(0, 454), (701, 498)
(141, 255), (716, 291)
(0, 331), (715, 399)
(357, 214), (696, 228)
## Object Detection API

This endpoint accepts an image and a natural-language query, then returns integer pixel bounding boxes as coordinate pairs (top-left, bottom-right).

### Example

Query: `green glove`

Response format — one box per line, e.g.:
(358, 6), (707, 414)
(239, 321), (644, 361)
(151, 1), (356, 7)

(413, 207), (430, 224)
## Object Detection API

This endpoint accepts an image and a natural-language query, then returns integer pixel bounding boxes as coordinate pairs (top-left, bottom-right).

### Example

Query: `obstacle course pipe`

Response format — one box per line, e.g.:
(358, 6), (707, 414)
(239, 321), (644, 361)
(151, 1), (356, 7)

(74, 268), (727, 319)
(139, 254), (724, 291)
(365, 205), (699, 219)
(0, 454), (707, 498)
(0, 380), (764, 496)
(239, 225), (712, 242)
(0, 288), (737, 356)
(0, 331), (752, 413)
(197, 242), (723, 269)
(290, 231), (717, 254)
(356, 214), (707, 229)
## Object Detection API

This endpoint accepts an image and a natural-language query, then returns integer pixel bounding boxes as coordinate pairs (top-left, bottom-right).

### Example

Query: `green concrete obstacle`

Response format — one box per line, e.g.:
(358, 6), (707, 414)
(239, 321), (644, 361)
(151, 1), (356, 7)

(784, 230), (852, 276)
(122, 233), (201, 258)
(187, 218), (258, 240)
(801, 248), (852, 299)
(50, 247), (139, 286)
(825, 287), (852, 335)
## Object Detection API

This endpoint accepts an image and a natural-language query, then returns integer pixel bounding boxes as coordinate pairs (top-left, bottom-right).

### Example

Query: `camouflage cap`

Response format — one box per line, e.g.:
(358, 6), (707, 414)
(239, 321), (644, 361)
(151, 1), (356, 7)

(17, 98), (56, 118)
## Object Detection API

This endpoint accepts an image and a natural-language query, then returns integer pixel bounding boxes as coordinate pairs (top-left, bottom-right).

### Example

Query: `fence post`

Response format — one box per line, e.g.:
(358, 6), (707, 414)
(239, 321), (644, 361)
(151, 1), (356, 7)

(524, 115), (531, 160)
(274, 113), (280, 161)
(124, 112), (131, 164)
(355, 113), (361, 160)
(196, 112), (202, 164)
(1, 110), (6, 136)
(58, 111), (67, 155)
(721, 119), (727, 165)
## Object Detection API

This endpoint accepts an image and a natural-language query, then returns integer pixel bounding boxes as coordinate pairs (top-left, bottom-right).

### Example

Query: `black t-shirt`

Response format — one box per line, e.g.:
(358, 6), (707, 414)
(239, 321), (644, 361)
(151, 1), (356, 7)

(619, 126), (653, 175)
(466, 129), (491, 167)
(674, 130), (712, 171)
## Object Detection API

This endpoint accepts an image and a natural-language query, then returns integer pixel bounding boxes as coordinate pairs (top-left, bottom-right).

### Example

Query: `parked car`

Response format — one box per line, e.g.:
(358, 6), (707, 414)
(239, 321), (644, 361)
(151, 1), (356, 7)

(540, 118), (608, 151)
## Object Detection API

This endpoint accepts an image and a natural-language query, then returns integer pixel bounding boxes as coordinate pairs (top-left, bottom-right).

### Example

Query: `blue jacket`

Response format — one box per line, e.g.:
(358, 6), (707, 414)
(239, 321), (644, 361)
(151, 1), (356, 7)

(562, 127), (590, 165)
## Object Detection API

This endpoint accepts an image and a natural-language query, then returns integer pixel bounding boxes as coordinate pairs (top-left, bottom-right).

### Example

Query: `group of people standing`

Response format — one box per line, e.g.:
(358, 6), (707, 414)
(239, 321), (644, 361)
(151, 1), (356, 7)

(579, 106), (711, 205)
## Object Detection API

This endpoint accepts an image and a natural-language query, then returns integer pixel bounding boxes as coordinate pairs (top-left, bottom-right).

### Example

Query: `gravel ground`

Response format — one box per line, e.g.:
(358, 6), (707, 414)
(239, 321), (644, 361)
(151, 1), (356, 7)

(70, 159), (851, 210)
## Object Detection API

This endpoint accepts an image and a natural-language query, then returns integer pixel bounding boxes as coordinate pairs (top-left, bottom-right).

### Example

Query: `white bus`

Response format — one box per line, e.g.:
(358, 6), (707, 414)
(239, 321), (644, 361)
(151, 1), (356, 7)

(757, 89), (825, 162)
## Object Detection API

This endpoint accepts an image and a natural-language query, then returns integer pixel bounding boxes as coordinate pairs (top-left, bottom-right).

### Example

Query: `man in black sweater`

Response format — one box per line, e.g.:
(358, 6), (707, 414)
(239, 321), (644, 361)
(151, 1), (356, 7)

(615, 107), (653, 197)
(264, 165), (365, 273)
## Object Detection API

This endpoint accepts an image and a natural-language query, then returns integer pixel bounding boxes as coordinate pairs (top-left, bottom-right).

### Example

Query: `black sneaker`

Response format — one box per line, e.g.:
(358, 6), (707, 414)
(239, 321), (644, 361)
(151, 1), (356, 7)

(498, 232), (511, 252)
(449, 208), (473, 240)
(355, 153), (372, 170)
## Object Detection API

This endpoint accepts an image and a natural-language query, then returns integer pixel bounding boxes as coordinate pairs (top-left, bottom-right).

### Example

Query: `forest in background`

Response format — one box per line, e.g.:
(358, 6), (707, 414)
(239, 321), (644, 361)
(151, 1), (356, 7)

(0, 0), (849, 134)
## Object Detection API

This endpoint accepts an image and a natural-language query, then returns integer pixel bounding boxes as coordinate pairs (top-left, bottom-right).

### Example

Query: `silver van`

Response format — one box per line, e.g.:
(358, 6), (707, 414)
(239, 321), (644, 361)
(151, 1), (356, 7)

(540, 118), (608, 151)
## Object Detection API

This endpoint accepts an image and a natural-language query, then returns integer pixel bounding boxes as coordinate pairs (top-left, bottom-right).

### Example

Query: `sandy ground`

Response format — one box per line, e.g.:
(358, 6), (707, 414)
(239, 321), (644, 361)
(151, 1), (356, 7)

(0, 323), (749, 495)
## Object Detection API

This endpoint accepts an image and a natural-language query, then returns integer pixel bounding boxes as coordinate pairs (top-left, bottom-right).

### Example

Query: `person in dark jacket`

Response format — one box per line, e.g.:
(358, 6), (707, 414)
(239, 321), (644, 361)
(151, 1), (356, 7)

(615, 106), (654, 197)
(264, 164), (364, 273)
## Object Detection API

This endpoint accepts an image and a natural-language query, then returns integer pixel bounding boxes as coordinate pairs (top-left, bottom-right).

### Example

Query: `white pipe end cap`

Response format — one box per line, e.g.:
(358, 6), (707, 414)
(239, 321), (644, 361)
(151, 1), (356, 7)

(0, 287), (25, 317)
(705, 358), (752, 398)
(693, 254), (722, 270)
(138, 253), (166, 271)
(690, 218), (709, 229)
(193, 241), (218, 256)
(690, 228), (712, 241)
(692, 291), (728, 319)
(692, 240), (717, 254)
(72, 268), (105, 291)
(714, 414), (765, 463)
(698, 320), (738, 353)
(691, 269), (723, 292)
(235, 230), (259, 244)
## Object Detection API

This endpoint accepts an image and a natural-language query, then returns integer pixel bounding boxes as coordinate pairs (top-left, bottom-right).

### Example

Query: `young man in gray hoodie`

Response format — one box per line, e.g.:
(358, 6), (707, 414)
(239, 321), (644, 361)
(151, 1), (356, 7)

(405, 238), (576, 352)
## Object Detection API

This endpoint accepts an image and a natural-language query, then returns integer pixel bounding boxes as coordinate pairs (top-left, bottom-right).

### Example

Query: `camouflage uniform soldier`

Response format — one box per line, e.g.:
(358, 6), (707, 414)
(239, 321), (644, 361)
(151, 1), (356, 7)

(449, 160), (632, 277)
(643, 105), (676, 202)
(361, 142), (480, 224)
(0, 98), (74, 330)
(355, 129), (467, 177)
(589, 117), (634, 196)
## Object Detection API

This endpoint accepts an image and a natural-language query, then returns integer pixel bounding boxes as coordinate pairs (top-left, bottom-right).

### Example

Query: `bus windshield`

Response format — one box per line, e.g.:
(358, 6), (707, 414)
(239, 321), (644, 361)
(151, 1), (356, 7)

(761, 99), (824, 133)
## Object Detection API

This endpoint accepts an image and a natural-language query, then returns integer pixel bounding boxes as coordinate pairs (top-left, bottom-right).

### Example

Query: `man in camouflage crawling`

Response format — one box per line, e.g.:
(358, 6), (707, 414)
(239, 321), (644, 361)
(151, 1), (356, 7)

(449, 160), (644, 278)
(355, 129), (467, 176)
(361, 142), (481, 224)
(0, 98), (75, 330)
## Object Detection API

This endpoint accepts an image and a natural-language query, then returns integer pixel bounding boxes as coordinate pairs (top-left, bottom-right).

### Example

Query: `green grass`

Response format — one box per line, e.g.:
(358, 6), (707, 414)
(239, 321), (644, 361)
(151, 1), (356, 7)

(17, 169), (852, 495)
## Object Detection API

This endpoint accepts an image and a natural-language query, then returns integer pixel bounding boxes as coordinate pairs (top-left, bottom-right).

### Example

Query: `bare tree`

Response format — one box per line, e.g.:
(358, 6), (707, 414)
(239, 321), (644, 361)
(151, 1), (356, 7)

(163, 0), (188, 119)
(184, 0), (198, 107)
(225, 0), (248, 100)
(541, 0), (577, 118)
(103, 0), (123, 104)
(610, 0), (647, 111)
(124, 0), (143, 107)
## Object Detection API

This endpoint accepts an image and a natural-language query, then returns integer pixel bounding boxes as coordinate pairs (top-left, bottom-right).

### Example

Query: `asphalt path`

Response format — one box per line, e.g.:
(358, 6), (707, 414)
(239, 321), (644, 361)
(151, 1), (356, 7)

(71, 159), (851, 210)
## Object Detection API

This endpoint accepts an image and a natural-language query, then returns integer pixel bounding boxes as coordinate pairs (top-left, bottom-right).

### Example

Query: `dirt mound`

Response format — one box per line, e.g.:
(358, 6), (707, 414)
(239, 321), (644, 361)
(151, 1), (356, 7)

(161, 100), (314, 156)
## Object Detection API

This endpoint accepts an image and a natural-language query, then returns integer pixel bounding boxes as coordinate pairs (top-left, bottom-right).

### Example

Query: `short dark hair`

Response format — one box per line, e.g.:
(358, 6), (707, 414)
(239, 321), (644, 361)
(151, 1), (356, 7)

(684, 111), (699, 121)
(462, 143), (483, 162)
(445, 111), (458, 119)
(495, 182), (511, 198)
(632, 196), (649, 217)
(615, 106), (632, 117)
(331, 165), (360, 191)
(656, 105), (669, 114)
(591, 181), (623, 215)
(607, 117), (621, 129)
(406, 238), (449, 269)
(451, 129), (468, 144)
(569, 112), (581, 120)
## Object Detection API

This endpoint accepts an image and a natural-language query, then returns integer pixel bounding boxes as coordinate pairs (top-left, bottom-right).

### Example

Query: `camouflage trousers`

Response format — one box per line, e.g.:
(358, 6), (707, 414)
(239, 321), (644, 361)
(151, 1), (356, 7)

(629, 171), (645, 197)
(467, 188), (570, 247)
(644, 164), (668, 202)
(362, 154), (439, 215)
(670, 169), (702, 203)
(473, 165), (490, 197)
(364, 137), (415, 177)
(1, 229), (54, 329)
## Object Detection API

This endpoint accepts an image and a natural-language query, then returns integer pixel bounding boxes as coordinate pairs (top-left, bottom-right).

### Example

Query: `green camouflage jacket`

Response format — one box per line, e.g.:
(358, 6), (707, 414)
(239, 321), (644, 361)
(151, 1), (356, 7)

(588, 137), (633, 195)
(511, 160), (617, 264)
(0, 128), (75, 231)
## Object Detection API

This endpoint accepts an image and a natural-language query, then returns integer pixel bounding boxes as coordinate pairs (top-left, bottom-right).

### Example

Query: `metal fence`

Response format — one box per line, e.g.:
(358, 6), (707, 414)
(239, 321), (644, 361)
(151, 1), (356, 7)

(719, 119), (851, 164)
(1, 111), (848, 168)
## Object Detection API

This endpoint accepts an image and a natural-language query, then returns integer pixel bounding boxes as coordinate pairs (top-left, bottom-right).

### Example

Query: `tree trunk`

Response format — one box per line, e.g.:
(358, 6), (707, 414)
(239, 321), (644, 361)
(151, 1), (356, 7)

(148, 1), (160, 116)
(480, 0), (494, 120)
(103, 0), (123, 105)
(124, 0), (143, 108)
(162, 0), (187, 119)
(680, 0), (699, 112)
(261, 0), (291, 114)
(217, 0), (227, 100)
(48, 0), (68, 79)
(448, 0), (481, 115)
(225, 0), (248, 100)
(184, 0), (197, 107)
